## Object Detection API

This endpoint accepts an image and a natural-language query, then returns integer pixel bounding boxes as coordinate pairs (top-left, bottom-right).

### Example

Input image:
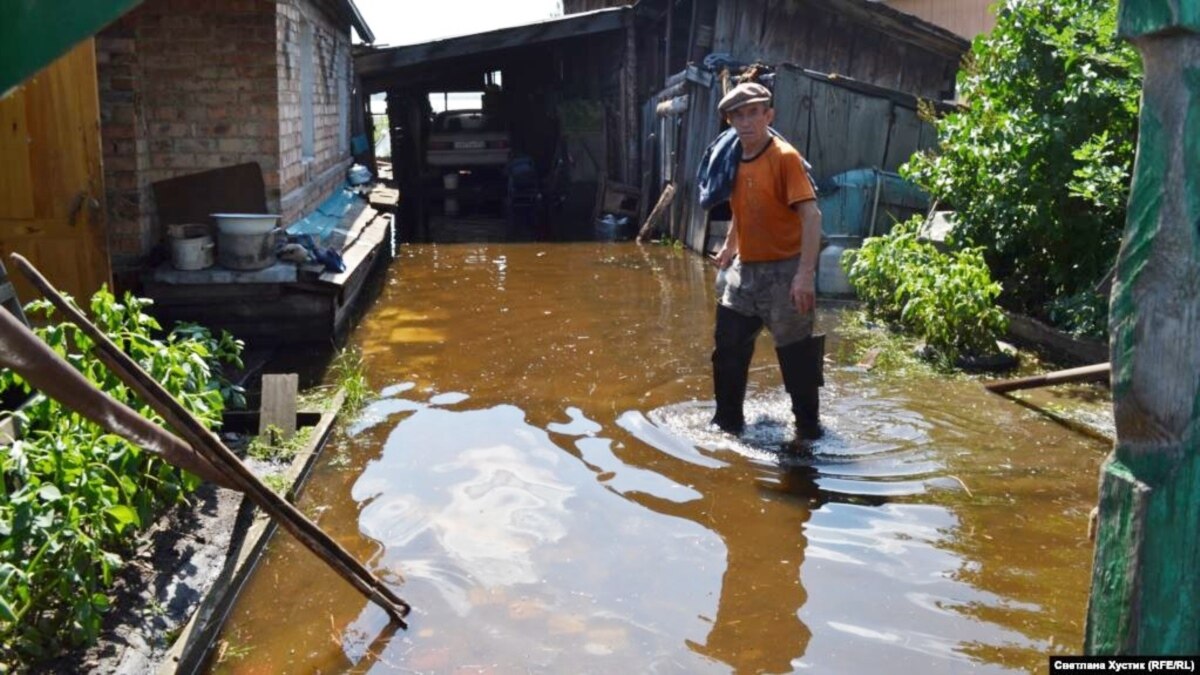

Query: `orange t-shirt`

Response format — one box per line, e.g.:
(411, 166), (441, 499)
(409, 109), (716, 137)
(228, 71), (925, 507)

(730, 137), (816, 262)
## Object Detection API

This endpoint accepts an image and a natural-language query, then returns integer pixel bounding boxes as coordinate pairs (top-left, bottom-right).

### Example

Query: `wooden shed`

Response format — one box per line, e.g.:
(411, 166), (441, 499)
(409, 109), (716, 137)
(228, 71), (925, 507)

(655, 65), (949, 253)
(354, 7), (646, 243)
(571, 0), (969, 255)
(568, 0), (968, 100)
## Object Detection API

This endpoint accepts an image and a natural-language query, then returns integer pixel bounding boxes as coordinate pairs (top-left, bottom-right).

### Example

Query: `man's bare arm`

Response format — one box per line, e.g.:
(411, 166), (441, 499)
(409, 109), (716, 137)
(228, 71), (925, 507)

(715, 217), (739, 268)
(790, 200), (822, 313)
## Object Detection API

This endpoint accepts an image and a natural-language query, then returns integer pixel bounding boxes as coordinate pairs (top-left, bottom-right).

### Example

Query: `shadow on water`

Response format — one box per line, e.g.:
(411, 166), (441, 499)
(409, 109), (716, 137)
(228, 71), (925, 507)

(208, 243), (1109, 674)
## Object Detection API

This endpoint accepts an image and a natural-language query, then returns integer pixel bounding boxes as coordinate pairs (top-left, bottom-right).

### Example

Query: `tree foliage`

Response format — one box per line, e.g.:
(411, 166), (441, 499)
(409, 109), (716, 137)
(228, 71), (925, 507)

(902, 0), (1141, 326)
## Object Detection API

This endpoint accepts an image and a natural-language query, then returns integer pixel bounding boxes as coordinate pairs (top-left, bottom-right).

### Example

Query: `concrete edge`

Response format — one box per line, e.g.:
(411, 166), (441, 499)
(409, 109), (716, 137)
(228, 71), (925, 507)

(1004, 311), (1109, 367)
(158, 388), (348, 675)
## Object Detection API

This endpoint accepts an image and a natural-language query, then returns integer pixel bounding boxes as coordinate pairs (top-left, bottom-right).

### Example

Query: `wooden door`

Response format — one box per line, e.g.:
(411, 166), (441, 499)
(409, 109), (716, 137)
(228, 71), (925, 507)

(0, 39), (111, 306)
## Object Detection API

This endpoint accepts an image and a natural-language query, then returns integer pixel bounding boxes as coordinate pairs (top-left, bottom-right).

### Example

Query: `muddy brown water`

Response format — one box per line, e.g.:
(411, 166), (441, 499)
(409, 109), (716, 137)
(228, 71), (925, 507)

(208, 242), (1108, 674)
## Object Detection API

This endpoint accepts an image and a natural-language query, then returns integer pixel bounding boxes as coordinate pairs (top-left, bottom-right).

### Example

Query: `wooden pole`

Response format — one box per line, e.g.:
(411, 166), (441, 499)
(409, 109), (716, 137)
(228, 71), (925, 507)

(9, 254), (412, 627)
(636, 181), (677, 242)
(983, 362), (1109, 394)
(1085, 5), (1200, 654)
(624, 12), (640, 186)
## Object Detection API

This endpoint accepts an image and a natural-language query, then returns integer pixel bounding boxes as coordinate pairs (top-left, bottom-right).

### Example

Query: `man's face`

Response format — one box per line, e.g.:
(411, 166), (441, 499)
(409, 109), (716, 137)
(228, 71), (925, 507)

(727, 103), (774, 147)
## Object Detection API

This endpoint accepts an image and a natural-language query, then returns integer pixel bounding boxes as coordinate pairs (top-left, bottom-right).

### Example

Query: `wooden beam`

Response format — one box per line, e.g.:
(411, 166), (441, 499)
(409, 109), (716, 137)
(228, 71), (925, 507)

(1085, 3), (1200, 655)
(636, 182), (676, 242)
(623, 12), (639, 184)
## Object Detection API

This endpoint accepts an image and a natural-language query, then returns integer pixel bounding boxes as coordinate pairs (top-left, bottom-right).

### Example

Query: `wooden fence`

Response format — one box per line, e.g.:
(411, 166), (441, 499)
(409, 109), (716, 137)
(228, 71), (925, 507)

(653, 64), (940, 254)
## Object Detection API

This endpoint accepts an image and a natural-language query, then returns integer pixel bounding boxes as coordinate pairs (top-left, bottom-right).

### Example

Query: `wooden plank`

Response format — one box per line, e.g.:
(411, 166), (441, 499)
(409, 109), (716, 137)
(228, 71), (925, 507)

(1086, 15), (1200, 654)
(623, 17), (638, 184)
(770, 66), (814, 159)
(260, 373), (298, 439)
(917, 116), (939, 152)
(843, 93), (893, 170)
(141, 282), (286, 304)
(368, 185), (400, 213)
(636, 182), (676, 242)
(0, 39), (110, 305)
(805, 79), (856, 178)
(685, 85), (719, 253)
(883, 103), (925, 172)
(712, 0), (737, 53)
(761, 0), (802, 62)
(0, 88), (35, 220)
(322, 200), (374, 258)
(732, 0), (768, 63)
(322, 212), (391, 287)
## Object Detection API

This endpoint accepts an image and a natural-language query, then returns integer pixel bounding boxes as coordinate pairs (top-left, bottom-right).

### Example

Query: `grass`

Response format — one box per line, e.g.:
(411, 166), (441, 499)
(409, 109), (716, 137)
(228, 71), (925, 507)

(261, 473), (291, 496)
(833, 309), (948, 378)
(329, 346), (369, 415)
(246, 425), (313, 462)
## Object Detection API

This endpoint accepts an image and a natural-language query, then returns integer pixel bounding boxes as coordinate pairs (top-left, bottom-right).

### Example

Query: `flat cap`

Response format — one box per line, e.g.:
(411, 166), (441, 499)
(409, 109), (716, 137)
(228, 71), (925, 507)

(718, 82), (772, 114)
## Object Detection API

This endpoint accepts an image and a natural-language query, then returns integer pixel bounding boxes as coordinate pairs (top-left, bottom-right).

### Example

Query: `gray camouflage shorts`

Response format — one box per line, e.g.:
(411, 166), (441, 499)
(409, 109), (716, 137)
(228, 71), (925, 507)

(716, 256), (814, 346)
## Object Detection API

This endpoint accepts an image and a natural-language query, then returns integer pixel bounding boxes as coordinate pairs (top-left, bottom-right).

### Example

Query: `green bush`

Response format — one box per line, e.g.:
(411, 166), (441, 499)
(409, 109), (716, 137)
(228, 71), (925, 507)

(0, 289), (244, 665)
(901, 0), (1141, 317)
(844, 218), (1008, 365)
(1045, 289), (1108, 339)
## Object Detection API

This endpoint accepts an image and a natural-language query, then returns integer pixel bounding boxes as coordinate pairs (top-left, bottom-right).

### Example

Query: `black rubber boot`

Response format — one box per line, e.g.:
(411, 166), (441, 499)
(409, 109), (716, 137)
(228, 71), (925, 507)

(711, 305), (763, 434)
(776, 333), (825, 443)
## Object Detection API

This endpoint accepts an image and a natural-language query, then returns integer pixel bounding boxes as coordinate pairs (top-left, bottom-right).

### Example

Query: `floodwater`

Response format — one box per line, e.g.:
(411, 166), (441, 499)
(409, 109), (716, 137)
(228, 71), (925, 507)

(209, 243), (1109, 674)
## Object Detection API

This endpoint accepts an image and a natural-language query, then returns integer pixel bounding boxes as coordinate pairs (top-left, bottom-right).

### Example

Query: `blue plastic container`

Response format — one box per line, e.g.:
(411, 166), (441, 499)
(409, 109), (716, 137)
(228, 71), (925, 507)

(816, 168), (928, 239)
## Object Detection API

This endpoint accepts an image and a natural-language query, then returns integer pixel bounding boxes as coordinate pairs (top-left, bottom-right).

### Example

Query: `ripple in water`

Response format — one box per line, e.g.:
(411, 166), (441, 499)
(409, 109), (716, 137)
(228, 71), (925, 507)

(641, 381), (950, 500)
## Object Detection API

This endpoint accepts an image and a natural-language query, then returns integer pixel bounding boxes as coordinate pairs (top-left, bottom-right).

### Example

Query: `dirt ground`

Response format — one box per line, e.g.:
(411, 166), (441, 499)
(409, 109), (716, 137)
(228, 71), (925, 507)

(36, 483), (249, 674)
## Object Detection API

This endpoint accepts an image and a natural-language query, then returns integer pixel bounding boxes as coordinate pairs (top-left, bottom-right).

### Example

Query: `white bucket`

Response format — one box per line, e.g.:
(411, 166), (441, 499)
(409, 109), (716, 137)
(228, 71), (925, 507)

(212, 213), (281, 270)
(211, 213), (280, 235)
(167, 224), (215, 271)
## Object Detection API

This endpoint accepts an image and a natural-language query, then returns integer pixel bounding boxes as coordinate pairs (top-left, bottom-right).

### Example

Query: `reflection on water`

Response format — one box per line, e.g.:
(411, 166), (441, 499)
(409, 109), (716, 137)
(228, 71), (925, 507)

(210, 243), (1107, 674)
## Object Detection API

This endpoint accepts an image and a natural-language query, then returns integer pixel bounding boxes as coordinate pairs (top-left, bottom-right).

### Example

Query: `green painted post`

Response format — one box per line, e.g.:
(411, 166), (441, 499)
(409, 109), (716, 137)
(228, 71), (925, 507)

(0, 0), (143, 97)
(1085, 0), (1200, 655)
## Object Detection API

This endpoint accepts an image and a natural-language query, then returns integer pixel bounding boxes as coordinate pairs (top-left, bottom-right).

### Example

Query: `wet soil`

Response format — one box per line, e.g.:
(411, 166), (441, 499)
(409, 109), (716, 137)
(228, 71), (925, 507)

(36, 484), (246, 675)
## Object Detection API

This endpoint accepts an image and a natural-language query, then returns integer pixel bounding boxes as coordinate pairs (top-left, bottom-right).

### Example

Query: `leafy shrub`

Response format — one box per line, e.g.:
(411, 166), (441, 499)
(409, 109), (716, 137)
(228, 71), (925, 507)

(1045, 289), (1108, 339)
(844, 218), (1008, 365)
(0, 289), (243, 664)
(901, 0), (1141, 317)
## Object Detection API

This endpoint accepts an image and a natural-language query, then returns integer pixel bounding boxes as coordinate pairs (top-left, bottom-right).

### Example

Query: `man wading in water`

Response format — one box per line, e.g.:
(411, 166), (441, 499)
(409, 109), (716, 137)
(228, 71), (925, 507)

(708, 81), (825, 448)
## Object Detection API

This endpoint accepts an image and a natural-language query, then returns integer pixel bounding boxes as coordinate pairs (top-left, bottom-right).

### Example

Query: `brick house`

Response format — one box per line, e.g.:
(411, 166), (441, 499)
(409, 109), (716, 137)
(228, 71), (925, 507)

(96, 0), (373, 278)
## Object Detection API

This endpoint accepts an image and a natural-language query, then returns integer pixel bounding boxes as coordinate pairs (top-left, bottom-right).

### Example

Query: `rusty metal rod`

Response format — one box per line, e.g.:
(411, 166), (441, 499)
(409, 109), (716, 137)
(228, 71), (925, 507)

(984, 362), (1111, 394)
(8, 253), (411, 625)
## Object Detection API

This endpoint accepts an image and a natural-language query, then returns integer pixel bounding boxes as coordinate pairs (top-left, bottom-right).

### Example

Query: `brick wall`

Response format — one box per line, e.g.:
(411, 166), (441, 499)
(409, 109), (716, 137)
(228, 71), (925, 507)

(276, 0), (353, 224)
(97, 0), (355, 271)
(96, 20), (152, 266)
